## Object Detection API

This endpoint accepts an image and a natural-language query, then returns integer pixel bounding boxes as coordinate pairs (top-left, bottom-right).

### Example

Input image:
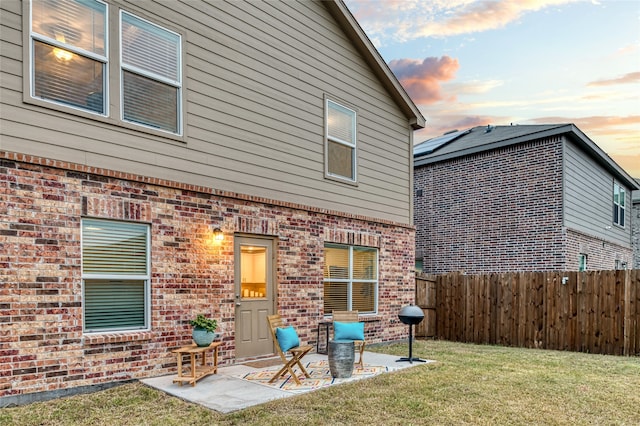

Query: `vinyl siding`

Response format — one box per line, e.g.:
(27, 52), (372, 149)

(0, 0), (413, 224)
(564, 138), (631, 246)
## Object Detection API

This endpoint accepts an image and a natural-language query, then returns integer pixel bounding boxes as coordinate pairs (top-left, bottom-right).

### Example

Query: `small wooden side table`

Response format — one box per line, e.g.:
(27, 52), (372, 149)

(172, 342), (221, 386)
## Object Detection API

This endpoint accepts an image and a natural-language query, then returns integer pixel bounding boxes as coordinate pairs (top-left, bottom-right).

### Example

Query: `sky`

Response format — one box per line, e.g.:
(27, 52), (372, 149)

(343, 0), (640, 178)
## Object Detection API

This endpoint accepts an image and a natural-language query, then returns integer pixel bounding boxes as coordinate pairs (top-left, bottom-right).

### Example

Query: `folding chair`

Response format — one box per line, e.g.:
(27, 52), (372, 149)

(267, 314), (312, 385)
(332, 310), (366, 367)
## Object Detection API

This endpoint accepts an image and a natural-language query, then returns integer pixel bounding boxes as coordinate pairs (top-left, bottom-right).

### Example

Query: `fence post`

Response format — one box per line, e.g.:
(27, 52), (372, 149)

(623, 269), (631, 356)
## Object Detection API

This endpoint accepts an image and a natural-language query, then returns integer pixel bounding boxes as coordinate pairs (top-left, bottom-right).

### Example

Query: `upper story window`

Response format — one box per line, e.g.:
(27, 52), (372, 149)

(325, 99), (357, 182)
(613, 182), (625, 227)
(29, 0), (182, 136)
(31, 0), (108, 114)
(121, 11), (181, 133)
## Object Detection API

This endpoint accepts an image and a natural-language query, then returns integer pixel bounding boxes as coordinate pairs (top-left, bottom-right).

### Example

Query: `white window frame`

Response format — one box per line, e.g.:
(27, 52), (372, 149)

(119, 10), (182, 135)
(323, 243), (378, 315)
(325, 98), (357, 183)
(25, 0), (183, 138)
(28, 0), (109, 116)
(613, 182), (625, 227)
(578, 254), (587, 272)
(81, 218), (151, 333)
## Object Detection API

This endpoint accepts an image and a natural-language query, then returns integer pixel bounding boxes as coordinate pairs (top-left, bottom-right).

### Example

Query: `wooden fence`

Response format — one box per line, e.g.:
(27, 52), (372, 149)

(415, 270), (640, 356)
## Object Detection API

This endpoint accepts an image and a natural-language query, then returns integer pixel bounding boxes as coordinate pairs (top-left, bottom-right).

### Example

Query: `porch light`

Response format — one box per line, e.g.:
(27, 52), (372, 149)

(212, 227), (224, 242)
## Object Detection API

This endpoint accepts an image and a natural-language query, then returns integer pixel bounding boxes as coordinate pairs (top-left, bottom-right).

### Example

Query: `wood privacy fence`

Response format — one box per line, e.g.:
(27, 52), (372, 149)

(415, 270), (640, 356)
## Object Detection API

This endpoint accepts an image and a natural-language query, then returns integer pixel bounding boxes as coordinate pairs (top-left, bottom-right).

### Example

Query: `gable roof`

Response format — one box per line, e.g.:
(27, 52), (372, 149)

(414, 123), (639, 190)
(324, 1), (425, 130)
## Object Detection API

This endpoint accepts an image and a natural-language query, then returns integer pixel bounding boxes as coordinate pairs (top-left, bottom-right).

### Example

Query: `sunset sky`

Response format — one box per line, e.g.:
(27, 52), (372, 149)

(344, 0), (640, 178)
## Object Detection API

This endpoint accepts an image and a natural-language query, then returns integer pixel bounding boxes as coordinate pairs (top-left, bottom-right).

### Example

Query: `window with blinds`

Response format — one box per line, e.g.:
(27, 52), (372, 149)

(323, 244), (377, 314)
(30, 0), (107, 114)
(326, 99), (357, 182)
(82, 219), (150, 332)
(121, 11), (181, 133)
(28, 0), (182, 135)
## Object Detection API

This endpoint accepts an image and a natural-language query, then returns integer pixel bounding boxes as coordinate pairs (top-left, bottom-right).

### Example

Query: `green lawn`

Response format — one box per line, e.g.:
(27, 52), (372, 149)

(2, 340), (639, 425)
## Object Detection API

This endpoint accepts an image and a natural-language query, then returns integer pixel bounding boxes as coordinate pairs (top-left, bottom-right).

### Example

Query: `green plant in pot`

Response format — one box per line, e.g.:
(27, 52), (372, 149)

(190, 314), (218, 347)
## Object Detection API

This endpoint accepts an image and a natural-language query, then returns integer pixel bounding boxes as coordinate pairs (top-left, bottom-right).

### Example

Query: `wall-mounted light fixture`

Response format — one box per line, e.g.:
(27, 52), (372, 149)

(212, 227), (224, 242)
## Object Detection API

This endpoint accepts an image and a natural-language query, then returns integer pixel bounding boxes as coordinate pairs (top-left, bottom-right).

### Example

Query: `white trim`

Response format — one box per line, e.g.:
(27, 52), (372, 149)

(81, 218), (151, 333)
(28, 0), (109, 117)
(119, 10), (183, 136)
(325, 98), (357, 183)
(323, 243), (378, 314)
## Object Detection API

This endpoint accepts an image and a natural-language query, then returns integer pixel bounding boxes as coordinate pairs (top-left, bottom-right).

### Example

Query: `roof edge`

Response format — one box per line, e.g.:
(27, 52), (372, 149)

(415, 124), (639, 190)
(324, 0), (426, 130)
(566, 124), (639, 190)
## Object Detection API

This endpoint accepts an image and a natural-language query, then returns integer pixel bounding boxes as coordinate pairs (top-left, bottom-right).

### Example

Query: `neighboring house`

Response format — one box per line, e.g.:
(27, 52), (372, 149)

(633, 180), (640, 269)
(413, 124), (638, 274)
(0, 0), (425, 403)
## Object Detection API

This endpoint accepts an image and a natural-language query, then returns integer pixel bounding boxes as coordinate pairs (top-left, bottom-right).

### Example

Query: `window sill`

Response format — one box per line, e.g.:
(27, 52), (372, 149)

(83, 331), (153, 345)
(323, 314), (382, 322)
(23, 96), (186, 144)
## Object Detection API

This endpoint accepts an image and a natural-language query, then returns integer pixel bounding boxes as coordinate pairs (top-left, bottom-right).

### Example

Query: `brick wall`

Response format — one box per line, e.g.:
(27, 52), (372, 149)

(1, 153), (415, 399)
(632, 198), (640, 269)
(566, 229), (633, 270)
(414, 137), (566, 273)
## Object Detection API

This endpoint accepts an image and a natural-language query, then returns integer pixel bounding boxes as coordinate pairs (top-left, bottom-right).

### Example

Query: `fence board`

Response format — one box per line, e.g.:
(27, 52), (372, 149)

(415, 275), (436, 338)
(421, 270), (639, 357)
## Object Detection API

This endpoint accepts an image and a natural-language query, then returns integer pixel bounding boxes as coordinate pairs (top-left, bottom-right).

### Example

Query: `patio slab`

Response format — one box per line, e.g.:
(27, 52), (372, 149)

(141, 351), (432, 413)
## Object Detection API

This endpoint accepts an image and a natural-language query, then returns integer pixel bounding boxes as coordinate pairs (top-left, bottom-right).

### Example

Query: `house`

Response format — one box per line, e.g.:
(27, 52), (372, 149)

(0, 0), (425, 404)
(413, 124), (638, 274)
(633, 180), (640, 269)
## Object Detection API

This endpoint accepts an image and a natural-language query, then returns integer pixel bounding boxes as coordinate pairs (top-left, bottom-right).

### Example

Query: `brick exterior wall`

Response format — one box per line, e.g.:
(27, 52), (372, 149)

(1, 153), (415, 400)
(633, 197), (640, 269)
(566, 229), (633, 270)
(414, 138), (566, 274)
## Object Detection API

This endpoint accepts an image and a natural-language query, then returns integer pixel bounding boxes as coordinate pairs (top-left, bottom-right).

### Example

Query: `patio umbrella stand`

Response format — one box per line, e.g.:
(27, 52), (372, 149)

(396, 304), (426, 364)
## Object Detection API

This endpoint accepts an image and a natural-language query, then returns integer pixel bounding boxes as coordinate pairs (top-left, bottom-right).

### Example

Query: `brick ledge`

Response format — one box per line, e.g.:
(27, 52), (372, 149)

(83, 331), (153, 345)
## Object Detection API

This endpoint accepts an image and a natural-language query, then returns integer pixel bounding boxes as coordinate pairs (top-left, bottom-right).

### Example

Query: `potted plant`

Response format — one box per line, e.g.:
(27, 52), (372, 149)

(190, 314), (218, 347)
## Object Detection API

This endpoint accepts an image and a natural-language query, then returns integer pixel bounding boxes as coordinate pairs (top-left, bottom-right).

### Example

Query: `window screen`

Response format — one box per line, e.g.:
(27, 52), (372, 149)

(326, 100), (356, 181)
(31, 0), (107, 114)
(121, 11), (181, 133)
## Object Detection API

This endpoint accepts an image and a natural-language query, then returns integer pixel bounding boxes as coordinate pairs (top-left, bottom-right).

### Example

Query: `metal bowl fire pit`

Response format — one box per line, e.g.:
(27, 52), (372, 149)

(396, 304), (426, 363)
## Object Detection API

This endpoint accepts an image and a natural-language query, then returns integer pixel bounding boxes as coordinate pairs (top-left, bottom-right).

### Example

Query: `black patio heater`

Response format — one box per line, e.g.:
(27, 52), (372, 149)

(396, 304), (426, 363)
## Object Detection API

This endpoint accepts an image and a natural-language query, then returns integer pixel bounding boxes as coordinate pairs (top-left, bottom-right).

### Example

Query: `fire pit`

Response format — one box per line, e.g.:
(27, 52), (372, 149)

(396, 304), (426, 363)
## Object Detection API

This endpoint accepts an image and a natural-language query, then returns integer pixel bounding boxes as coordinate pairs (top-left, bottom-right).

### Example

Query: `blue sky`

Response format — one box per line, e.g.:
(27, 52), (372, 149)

(343, 0), (640, 177)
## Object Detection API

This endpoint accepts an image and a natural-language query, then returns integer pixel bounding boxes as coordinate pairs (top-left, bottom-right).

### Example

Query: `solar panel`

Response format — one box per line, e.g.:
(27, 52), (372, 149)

(413, 129), (471, 156)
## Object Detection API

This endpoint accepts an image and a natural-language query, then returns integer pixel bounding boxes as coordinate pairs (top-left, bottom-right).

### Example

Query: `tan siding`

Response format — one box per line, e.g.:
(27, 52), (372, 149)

(0, 0), (414, 224)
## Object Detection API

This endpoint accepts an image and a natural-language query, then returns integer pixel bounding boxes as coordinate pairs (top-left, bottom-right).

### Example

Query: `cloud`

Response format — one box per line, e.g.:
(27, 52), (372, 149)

(529, 115), (639, 130)
(445, 79), (503, 95)
(345, 0), (579, 42)
(587, 72), (640, 87)
(389, 56), (460, 104)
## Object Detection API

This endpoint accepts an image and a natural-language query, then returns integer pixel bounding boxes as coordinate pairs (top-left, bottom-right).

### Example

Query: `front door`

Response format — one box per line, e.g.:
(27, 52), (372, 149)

(234, 235), (275, 358)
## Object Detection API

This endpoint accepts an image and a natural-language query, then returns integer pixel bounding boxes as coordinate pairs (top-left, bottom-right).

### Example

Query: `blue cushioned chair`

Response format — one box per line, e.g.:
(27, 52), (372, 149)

(332, 311), (366, 367)
(267, 314), (312, 385)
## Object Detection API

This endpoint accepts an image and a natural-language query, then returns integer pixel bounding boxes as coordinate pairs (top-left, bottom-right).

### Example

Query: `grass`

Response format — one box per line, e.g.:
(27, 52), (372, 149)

(2, 340), (639, 425)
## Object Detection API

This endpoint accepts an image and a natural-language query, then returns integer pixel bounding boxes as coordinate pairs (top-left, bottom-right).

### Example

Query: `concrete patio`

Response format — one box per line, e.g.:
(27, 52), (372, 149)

(141, 351), (432, 413)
